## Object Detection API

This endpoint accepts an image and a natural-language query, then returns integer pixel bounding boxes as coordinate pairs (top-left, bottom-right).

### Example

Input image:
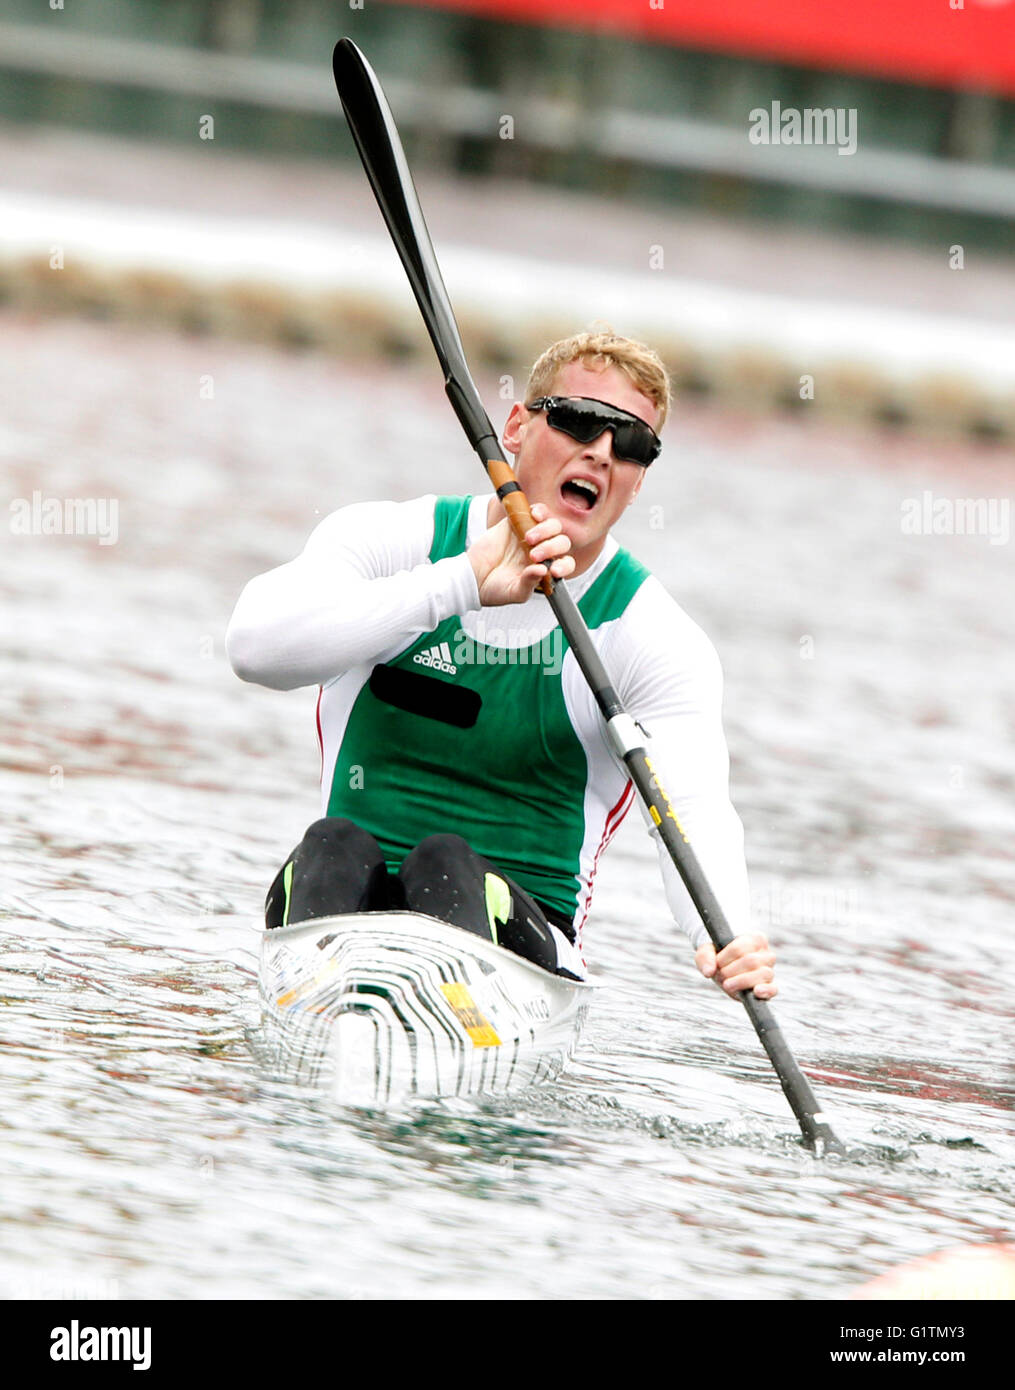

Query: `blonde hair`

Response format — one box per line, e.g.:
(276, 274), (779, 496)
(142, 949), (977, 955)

(525, 328), (671, 429)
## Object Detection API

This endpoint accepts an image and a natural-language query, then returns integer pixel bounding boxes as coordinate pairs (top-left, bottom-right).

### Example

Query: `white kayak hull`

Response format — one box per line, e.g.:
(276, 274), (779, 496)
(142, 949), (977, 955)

(257, 911), (594, 1104)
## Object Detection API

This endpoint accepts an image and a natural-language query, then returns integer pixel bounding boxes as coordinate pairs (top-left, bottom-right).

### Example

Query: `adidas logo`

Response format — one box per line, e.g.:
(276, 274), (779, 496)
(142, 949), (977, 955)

(413, 641), (457, 675)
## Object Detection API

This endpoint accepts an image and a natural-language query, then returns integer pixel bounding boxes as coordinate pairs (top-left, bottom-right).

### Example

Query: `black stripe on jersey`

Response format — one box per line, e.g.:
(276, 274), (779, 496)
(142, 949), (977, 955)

(369, 663), (482, 729)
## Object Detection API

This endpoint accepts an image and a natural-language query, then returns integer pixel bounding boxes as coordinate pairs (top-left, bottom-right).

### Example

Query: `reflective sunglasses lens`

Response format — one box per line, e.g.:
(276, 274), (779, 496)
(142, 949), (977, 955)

(611, 423), (657, 466)
(538, 398), (659, 465)
(546, 401), (601, 444)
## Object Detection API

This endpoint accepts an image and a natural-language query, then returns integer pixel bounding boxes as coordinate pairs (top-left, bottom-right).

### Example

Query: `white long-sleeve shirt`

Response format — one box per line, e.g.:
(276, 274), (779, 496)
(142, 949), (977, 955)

(226, 493), (751, 953)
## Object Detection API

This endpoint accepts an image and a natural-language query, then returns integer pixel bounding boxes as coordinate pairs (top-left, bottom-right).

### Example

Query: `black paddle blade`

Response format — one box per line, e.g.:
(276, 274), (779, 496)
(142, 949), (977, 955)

(332, 38), (495, 451)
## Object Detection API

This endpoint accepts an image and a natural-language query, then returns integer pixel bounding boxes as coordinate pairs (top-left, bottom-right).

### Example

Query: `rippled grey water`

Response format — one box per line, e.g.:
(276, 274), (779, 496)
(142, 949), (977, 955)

(2, 313), (1012, 1301)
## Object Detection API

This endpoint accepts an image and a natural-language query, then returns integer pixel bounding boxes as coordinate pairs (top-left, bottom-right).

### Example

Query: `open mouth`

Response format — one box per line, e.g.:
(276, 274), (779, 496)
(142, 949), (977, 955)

(560, 478), (600, 511)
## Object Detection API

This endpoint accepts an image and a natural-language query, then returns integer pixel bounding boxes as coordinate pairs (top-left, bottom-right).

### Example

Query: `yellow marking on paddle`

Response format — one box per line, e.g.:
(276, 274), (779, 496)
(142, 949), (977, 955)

(644, 755), (690, 843)
(441, 982), (501, 1047)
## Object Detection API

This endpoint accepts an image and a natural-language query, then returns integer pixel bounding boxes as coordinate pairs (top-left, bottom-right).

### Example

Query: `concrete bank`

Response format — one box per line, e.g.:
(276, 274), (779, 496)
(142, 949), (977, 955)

(2, 127), (1013, 442)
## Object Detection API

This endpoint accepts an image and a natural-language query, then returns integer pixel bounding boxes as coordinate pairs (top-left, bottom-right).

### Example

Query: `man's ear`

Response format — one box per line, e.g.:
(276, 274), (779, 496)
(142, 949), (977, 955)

(501, 401), (527, 457)
(627, 470), (646, 505)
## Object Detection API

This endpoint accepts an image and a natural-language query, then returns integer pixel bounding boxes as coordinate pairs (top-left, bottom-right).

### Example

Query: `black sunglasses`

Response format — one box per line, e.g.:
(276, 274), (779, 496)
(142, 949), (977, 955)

(526, 396), (661, 466)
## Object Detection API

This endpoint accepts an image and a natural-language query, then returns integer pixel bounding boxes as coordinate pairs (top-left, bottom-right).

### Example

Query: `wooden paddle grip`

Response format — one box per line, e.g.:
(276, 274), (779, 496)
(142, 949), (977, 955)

(486, 457), (554, 596)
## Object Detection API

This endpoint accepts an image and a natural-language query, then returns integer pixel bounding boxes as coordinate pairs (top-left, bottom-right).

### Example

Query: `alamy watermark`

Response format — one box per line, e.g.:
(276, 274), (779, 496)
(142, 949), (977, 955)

(749, 101), (858, 157)
(414, 625), (564, 676)
(25, 1274), (120, 1301)
(50, 1320), (150, 1371)
(10, 490), (118, 545)
(753, 883), (862, 930)
(901, 490), (1009, 545)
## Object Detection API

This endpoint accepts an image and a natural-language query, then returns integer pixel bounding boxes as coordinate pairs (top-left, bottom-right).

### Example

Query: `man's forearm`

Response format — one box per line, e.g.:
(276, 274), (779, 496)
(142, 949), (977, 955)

(225, 499), (480, 690)
(652, 796), (751, 949)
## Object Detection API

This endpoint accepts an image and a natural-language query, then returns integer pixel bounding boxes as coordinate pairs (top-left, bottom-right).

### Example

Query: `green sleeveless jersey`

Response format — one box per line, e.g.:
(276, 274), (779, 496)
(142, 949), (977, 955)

(324, 495), (649, 920)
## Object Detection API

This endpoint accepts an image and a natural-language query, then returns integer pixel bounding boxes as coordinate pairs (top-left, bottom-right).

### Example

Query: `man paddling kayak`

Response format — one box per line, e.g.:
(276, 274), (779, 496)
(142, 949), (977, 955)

(226, 330), (776, 999)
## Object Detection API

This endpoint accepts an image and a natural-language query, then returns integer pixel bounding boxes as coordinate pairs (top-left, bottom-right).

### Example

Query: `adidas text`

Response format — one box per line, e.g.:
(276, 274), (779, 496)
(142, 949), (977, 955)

(413, 642), (457, 675)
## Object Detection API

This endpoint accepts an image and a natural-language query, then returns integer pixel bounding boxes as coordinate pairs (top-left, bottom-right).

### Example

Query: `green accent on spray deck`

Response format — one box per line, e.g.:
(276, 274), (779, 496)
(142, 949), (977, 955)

(282, 860), (294, 928)
(484, 872), (512, 943)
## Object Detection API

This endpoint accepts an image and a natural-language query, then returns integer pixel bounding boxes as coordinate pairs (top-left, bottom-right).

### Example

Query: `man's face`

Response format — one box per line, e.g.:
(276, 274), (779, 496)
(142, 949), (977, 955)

(502, 361), (659, 574)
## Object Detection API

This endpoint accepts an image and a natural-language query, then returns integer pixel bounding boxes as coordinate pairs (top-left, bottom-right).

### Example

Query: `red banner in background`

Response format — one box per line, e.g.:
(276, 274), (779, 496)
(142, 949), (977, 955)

(393, 0), (1015, 95)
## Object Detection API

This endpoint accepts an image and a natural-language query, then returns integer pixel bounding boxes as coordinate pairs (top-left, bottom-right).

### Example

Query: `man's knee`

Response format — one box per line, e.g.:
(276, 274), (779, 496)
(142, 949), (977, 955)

(266, 817), (390, 927)
(300, 817), (373, 856)
(400, 833), (475, 878)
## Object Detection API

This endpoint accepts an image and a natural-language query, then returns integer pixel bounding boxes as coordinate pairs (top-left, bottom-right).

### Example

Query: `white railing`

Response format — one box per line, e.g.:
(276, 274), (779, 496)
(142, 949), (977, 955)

(2, 21), (1014, 218)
